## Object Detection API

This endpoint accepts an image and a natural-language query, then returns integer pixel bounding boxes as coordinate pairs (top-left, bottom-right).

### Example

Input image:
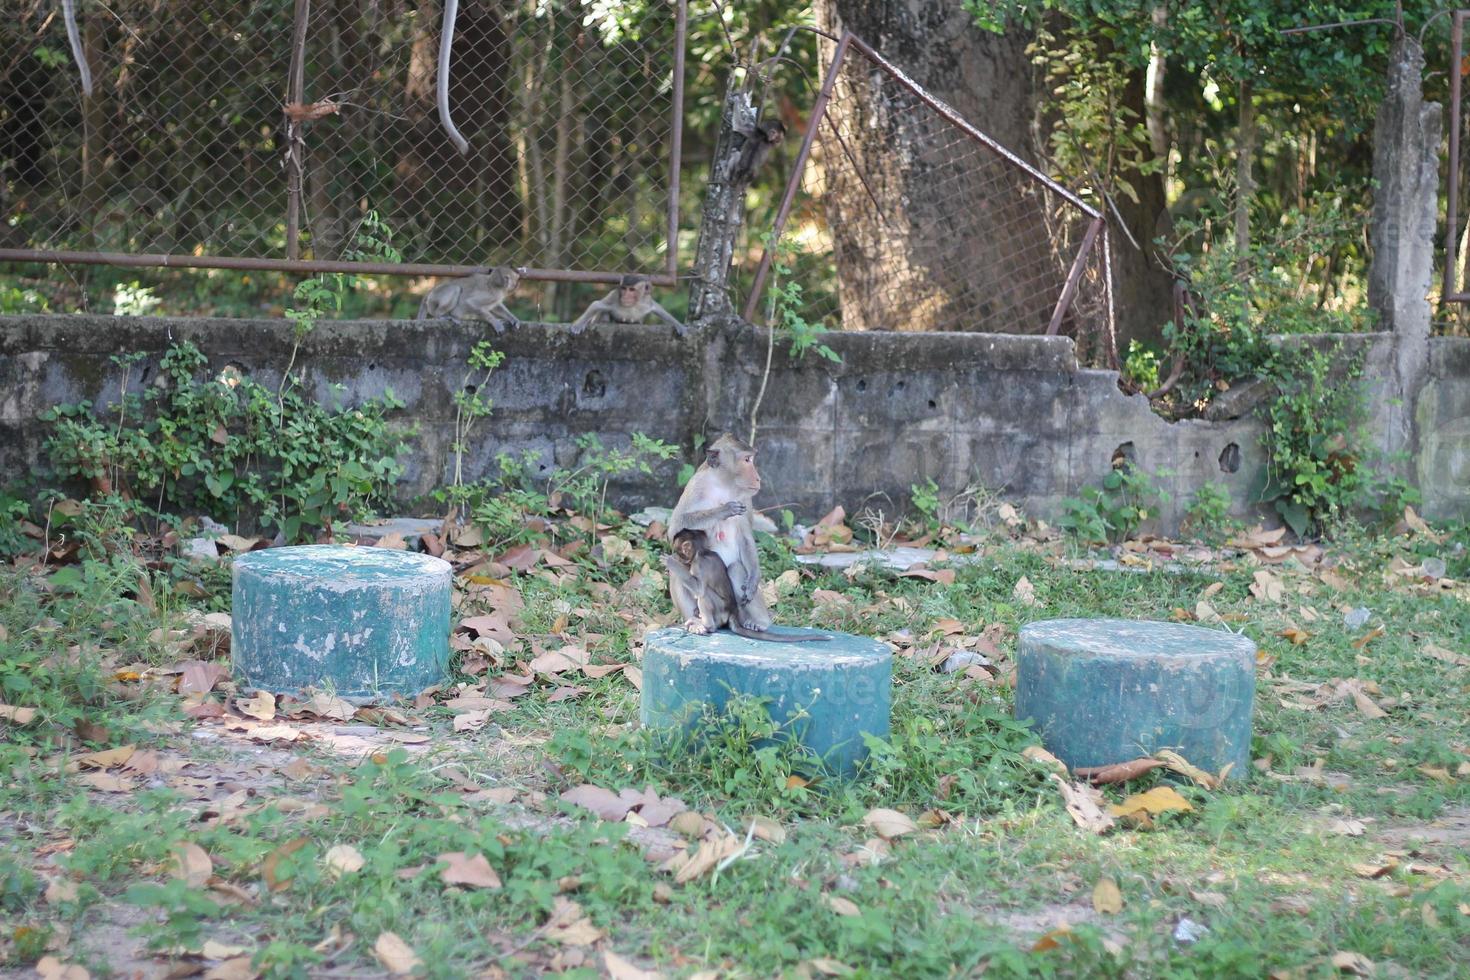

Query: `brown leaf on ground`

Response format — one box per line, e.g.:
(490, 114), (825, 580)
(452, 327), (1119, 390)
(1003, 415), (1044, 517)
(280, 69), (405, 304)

(437, 851), (502, 890)
(44, 876), (79, 904)
(300, 692), (356, 722)
(900, 567), (957, 585)
(324, 844), (365, 877)
(673, 832), (742, 884)
(1351, 627), (1385, 650)
(530, 645), (589, 674)
(1022, 745), (1068, 775)
(75, 744), (136, 769)
(1073, 758), (1165, 784)
(826, 895), (861, 916)
(238, 691), (276, 721)
(1154, 750), (1219, 790)
(0, 703), (38, 724)
(546, 685), (589, 703)
(1091, 877), (1123, 913)
(745, 815), (786, 844)
(544, 896), (604, 945)
(1051, 775), (1115, 834)
(35, 956), (90, 980)
(1108, 786), (1193, 823)
(1250, 570), (1285, 603)
(262, 838), (309, 892)
(203, 955), (259, 980)
(171, 842), (213, 887)
(603, 950), (664, 980)
(1278, 626), (1311, 646)
(1012, 576), (1039, 606)
(862, 808), (918, 839)
(1424, 643), (1469, 667)
(561, 784), (632, 821)
(373, 932), (422, 975)
(179, 661), (229, 695)
(1329, 951), (1376, 976)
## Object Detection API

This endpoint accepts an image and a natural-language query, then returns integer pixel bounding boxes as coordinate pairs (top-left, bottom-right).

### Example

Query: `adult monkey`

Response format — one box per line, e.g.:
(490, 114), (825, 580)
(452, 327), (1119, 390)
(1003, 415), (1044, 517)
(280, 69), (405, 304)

(668, 434), (772, 631)
(666, 529), (825, 642)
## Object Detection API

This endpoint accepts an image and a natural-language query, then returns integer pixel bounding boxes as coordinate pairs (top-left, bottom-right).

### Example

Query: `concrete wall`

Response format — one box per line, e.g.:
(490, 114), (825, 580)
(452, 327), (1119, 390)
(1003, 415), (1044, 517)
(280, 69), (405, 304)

(2, 313), (1467, 528)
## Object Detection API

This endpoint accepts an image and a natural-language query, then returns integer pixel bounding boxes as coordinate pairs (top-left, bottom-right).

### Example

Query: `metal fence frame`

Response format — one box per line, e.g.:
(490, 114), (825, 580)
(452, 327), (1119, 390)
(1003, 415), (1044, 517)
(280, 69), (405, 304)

(1444, 9), (1470, 302)
(0, 0), (688, 287)
(741, 28), (1115, 357)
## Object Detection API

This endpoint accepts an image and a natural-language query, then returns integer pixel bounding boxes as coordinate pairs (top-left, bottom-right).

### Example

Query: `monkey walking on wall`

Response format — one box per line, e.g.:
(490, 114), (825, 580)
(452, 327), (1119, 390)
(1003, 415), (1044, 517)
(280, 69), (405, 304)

(668, 434), (775, 633)
(570, 275), (686, 336)
(666, 528), (827, 642)
(416, 267), (520, 330)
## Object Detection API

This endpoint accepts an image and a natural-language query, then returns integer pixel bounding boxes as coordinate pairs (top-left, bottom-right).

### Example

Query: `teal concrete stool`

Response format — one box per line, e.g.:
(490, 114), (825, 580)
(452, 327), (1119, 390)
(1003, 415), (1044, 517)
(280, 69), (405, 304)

(232, 545), (452, 701)
(1015, 619), (1256, 777)
(641, 627), (890, 776)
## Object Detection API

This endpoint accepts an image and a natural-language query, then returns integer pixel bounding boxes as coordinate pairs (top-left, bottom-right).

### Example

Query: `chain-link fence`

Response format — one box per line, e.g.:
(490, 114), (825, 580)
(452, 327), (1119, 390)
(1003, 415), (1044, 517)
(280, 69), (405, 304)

(741, 30), (1115, 364)
(0, 0), (684, 300)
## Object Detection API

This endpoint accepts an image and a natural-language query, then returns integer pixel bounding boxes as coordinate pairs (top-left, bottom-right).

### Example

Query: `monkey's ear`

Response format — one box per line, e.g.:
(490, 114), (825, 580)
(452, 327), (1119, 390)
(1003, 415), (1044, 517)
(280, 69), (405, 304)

(704, 447), (721, 468)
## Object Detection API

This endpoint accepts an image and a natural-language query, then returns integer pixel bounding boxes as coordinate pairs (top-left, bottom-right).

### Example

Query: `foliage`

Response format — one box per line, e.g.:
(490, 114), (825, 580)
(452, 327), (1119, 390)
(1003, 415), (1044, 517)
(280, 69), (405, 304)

(1184, 480), (1235, 541)
(1122, 340), (1161, 391)
(1060, 461), (1169, 545)
(1256, 343), (1369, 537)
(444, 341), (507, 516)
(41, 342), (406, 541)
(550, 433), (680, 528)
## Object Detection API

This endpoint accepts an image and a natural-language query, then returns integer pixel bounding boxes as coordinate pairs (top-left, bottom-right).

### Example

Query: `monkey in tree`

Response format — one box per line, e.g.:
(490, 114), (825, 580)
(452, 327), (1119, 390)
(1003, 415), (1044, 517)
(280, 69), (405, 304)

(666, 529), (826, 642)
(570, 275), (686, 336)
(729, 119), (785, 185)
(668, 434), (772, 631)
(417, 267), (520, 330)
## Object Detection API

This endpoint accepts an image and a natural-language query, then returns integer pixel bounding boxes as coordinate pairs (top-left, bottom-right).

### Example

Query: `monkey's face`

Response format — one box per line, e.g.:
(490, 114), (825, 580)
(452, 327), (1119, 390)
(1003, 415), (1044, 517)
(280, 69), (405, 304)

(618, 282), (647, 308)
(495, 268), (520, 291)
(732, 450), (760, 494)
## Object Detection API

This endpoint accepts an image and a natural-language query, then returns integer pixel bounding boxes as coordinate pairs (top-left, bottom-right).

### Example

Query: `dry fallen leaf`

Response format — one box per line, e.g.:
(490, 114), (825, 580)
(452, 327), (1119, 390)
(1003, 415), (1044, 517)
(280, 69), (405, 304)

(1091, 877), (1123, 914)
(673, 833), (742, 884)
(561, 784), (632, 821)
(35, 957), (90, 980)
(1250, 570), (1285, 603)
(1423, 643), (1470, 667)
(0, 703), (38, 725)
(437, 851), (502, 890)
(1021, 745), (1068, 774)
(76, 744), (136, 769)
(1051, 775), (1115, 834)
(373, 932), (422, 976)
(44, 877), (79, 904)
(170, 842), (213, 888)
(861, 808), (918, 839)
(238, 691), (276, 721)
(808, 959), (856, 977)
(1328, 819), (1368, 837)
(1073, 758), (1165, 785)
(602, 950), (664, 980)
(1012, 576), (1039, 606)
(826, 895), (861, 916)
(324, 844), (365, 877)
(1328, 951), (1375, 976)
(1108, 786), (1194, 822)
(544, 896), (604, 945)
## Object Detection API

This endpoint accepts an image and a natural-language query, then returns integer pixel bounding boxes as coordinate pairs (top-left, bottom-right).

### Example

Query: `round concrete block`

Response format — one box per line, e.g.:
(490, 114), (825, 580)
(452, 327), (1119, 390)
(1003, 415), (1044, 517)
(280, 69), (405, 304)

(1015, 619), (1256, 777)
(232, 545), (451, 701)
(641, 627), (891, 776)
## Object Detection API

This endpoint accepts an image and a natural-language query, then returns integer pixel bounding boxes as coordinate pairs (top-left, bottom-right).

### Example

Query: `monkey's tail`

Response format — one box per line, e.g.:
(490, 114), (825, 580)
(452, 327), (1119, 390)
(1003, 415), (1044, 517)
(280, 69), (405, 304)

(728, 626), (830, 643)
(415, 298), (428, 321)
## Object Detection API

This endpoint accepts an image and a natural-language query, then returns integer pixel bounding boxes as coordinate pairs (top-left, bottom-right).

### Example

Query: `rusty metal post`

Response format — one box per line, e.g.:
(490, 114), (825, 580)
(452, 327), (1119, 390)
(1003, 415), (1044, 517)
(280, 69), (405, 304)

(741, 31), (852, 323)
(285, 0), (311, 261)
(666, 0), (687, 278)
(1045, 216), (1102, 336)
(1445, 11), (1465, 302)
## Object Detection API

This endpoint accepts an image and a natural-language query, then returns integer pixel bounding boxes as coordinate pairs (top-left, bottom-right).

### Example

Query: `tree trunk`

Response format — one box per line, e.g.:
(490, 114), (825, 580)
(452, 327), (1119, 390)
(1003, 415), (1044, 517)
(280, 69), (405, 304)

(1107, 54), (1174, 352)
(1234, 77), (1255, 273)
(814, 2), (1063, 334)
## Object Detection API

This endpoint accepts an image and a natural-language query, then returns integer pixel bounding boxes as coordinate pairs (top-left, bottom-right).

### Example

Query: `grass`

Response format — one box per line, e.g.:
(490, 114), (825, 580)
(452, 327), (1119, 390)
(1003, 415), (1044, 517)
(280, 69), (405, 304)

(1, 508), (1467, 978)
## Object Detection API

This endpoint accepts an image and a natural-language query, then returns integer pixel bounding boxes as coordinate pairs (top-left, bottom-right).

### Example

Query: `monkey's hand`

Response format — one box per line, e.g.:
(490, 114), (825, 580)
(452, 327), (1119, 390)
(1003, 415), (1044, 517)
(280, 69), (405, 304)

(682, 618), (710, 636)
(720, 500), (747, 519)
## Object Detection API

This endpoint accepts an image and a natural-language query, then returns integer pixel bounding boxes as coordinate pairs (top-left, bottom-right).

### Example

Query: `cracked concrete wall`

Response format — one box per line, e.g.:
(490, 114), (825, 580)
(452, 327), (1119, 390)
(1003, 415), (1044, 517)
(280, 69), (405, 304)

(1, 314), (1467, 528)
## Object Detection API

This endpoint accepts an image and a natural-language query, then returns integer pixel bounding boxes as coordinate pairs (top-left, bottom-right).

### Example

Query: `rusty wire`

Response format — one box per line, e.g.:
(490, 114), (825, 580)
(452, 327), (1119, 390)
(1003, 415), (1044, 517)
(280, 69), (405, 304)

(740, 29), (1115, 364)
(0, 0), (684, 302)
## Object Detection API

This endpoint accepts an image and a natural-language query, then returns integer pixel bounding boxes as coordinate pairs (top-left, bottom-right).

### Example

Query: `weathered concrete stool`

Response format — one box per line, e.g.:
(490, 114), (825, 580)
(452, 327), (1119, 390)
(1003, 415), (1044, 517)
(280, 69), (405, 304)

(232, 545), (452, 701)
(1015, 619), (1256, 777)
(641, 628), (891, 776)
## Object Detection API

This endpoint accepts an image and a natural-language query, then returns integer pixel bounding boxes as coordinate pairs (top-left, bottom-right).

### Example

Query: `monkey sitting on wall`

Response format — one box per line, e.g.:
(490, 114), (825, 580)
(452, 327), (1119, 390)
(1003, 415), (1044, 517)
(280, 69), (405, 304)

(570, 274), (686, 336)
(668, 433), (773, 631)
(666, 529), (827, 642)
(416, 266), (521, 331)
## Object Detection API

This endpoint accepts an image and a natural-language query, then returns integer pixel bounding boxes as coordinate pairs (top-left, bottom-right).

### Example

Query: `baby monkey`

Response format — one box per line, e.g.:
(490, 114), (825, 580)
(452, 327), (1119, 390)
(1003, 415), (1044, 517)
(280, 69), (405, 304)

(417, 266), (520, 331)
(571, 274), (686, 336)
(665, 529), (827, 643)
